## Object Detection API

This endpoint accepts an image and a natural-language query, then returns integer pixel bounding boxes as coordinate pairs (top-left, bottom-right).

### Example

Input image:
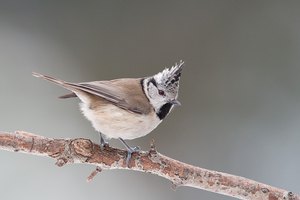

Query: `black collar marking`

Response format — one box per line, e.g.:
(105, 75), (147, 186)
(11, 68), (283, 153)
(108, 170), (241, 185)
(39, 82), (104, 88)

(140, 78), (150, 103)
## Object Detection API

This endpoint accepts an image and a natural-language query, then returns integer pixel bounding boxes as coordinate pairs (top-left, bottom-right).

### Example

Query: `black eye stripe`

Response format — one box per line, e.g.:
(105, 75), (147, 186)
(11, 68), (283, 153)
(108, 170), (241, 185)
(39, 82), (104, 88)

(148, 78), (157, 87)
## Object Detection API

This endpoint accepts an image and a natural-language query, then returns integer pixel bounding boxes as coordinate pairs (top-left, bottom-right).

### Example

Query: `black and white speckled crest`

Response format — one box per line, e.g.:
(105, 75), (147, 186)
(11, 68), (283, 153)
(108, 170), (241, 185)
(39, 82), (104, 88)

(153, 60), (184, 97)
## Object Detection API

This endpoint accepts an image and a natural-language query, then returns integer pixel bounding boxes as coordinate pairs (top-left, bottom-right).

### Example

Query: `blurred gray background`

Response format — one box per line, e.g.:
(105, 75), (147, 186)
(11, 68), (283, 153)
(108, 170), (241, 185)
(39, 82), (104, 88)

(1, 1), (300, 200)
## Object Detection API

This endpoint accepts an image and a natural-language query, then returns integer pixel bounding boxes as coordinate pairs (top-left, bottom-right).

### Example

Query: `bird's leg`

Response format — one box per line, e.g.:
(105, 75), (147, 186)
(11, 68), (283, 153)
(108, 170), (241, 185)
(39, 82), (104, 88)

(99, 132), (108, 150)
(118, 137), (140, 167)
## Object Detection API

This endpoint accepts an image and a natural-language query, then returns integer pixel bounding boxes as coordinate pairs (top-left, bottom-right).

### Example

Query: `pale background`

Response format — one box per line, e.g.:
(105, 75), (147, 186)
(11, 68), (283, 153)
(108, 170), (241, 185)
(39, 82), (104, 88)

(1, 1), (300, 200)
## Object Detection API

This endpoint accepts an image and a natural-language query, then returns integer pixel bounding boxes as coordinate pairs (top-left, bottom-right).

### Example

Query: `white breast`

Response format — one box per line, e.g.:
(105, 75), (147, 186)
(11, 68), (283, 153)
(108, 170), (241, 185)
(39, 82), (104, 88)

(80, 103), (161, 140)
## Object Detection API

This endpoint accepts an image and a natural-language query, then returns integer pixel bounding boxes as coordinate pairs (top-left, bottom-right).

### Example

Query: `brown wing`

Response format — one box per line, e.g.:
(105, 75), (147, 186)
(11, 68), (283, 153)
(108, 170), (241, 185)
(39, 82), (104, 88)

(33, 72), (151, 114)
(75, 78), (152, 114)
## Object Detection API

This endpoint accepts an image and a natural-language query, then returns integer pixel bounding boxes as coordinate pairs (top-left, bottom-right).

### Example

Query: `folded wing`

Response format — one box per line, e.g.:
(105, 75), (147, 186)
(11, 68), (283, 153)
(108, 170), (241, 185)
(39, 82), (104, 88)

(33, 72), (151, 115)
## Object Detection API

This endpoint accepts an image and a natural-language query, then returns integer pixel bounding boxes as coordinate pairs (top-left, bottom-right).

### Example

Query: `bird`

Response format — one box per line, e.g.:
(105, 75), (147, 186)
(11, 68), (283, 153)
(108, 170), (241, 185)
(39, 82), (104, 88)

(33, 60), (184, 166)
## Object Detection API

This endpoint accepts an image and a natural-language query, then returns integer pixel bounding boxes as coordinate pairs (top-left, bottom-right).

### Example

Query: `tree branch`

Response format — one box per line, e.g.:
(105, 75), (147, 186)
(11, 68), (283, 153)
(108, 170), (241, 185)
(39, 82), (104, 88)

(0, 131), (298, 200)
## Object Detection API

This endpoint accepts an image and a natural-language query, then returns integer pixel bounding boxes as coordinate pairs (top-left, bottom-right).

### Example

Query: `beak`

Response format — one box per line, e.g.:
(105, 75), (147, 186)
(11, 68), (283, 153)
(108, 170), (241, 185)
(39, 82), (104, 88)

(169, 99), (181, 106)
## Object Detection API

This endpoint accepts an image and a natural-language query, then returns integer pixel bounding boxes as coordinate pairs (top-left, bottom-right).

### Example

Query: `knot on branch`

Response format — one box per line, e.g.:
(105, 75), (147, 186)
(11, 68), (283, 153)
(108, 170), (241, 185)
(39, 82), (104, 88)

(284, 191), (297, 200)
(56, 157), (68, 167)
(71, 138), (93, 157)
(54, 139), (94, 167)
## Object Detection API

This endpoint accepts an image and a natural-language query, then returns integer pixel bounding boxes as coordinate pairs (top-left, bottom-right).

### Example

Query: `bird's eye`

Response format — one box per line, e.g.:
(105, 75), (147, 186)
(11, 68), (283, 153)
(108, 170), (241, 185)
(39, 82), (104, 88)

(158, 90), (165, 96)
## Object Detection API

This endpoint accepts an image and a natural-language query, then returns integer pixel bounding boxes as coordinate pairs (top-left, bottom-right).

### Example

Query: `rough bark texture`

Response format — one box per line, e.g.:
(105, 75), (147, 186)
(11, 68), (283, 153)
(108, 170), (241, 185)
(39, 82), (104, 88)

(0, 131), (298, 200)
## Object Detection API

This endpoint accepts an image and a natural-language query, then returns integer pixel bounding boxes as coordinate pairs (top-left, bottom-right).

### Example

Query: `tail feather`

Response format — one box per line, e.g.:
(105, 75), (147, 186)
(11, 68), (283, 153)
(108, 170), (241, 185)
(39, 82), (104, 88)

(32, 72), (66, 86)
(32, 72), (77, 97)
(59, 92), (77, 99)
(33, 72), (90, 103)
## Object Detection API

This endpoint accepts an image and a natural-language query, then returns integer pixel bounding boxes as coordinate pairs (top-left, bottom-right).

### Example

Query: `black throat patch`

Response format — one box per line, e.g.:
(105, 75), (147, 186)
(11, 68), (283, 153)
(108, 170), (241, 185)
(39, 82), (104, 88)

(157, 103), (173, 120)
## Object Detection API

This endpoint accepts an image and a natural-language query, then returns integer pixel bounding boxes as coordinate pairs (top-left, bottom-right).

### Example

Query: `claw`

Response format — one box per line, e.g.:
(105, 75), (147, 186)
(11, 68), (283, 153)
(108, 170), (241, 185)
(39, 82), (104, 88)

(100, 141), (109, 151)
(132, 146), (140, 151)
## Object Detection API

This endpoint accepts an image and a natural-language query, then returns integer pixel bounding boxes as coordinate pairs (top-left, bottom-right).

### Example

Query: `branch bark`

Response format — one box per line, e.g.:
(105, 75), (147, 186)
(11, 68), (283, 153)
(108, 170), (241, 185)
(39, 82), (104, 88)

(0, 131), (298, 200)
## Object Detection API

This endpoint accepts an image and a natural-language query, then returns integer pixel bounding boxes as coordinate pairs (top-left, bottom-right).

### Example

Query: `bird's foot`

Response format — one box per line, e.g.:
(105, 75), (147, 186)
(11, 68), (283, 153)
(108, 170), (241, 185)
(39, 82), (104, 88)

(125, 146), (140, 167)
(119, 138), (140, 167)
(99, 132), (109, 150)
